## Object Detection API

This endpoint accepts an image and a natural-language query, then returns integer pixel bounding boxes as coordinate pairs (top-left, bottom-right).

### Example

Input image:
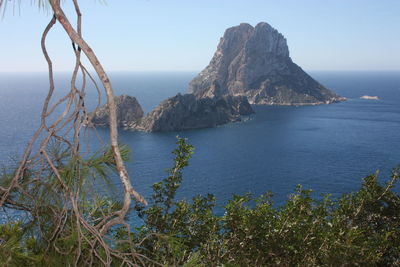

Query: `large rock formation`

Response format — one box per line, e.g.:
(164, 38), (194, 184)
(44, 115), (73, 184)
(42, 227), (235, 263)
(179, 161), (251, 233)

(189, 22), (344, 105)
(91, 22), (343, 132)
(90, 95), (144, 127)
(91, 94), (254, 132)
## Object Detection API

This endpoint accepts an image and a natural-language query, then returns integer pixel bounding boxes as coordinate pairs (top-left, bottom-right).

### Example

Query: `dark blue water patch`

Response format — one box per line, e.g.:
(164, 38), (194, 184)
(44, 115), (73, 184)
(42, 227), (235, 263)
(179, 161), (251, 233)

(0, 71), (399, 210)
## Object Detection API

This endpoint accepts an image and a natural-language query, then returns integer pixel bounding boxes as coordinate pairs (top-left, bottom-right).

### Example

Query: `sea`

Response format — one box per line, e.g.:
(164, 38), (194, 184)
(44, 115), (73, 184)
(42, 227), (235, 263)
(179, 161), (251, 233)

(1, 71), (399, 211)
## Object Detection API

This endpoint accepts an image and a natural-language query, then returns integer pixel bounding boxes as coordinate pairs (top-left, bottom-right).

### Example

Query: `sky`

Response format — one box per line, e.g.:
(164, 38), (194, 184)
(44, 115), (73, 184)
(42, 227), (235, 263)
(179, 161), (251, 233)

(0, 0), (399, 72)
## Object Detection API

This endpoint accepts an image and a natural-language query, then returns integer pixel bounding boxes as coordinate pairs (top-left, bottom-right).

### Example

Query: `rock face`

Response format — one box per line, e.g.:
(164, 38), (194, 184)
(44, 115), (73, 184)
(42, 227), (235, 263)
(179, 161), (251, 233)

(90, 95), (144, 127)
(189, 22), (344, 105)
(129, 93), (254, 132)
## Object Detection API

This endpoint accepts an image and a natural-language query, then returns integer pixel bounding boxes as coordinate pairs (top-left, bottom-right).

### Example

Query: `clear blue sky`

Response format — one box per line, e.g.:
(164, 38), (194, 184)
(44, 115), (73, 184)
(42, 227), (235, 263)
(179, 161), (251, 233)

(1, 0), (399, 72)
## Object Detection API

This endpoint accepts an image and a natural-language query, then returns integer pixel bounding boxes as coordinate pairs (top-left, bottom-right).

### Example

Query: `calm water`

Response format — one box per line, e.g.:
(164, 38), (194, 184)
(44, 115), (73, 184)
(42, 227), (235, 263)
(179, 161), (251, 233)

(0, 71), (399, 208)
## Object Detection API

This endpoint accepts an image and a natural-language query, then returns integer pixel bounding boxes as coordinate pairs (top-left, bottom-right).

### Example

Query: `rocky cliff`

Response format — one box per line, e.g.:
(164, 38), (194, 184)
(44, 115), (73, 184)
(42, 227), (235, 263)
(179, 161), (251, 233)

(189, 22), (344, 105)
(91, 94), (254, 132)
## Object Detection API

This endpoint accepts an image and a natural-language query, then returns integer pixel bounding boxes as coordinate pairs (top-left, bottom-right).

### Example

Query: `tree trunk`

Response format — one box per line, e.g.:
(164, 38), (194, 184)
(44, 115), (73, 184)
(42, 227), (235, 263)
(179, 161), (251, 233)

(49, 0), (146, 229)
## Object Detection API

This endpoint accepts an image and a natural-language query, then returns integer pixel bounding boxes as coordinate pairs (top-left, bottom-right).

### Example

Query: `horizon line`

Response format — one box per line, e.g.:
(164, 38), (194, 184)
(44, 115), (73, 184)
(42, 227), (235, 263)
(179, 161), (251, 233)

(1, 69), (400, 73)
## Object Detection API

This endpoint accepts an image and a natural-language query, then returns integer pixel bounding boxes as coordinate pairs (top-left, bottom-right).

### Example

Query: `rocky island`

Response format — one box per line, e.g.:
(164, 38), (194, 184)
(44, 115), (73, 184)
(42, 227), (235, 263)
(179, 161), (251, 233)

(90, 95), (144, 127)
(92, 22), (344, 132)
(189, 22), (344, 105)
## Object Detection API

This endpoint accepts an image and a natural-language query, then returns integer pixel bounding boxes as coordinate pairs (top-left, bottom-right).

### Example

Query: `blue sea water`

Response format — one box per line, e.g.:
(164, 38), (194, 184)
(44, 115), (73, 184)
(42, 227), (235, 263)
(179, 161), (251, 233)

(0, 71), (399, 209)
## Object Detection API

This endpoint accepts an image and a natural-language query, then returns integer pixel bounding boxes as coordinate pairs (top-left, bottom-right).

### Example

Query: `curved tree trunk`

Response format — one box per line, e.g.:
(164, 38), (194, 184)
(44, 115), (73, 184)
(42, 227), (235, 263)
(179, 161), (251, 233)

(49, 0), (147, 230)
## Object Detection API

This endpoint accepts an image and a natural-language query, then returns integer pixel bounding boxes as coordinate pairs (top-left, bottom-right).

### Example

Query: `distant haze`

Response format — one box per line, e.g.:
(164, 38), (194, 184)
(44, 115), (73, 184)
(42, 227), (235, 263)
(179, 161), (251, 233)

(1, 0), (399, 72)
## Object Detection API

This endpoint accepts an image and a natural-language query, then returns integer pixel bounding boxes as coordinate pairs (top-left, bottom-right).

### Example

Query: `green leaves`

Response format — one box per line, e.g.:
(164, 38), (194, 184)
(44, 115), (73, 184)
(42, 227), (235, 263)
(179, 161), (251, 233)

(133, 138), (400, 266)
(0, 222), (43, 266)
(1, 136), (399, 266)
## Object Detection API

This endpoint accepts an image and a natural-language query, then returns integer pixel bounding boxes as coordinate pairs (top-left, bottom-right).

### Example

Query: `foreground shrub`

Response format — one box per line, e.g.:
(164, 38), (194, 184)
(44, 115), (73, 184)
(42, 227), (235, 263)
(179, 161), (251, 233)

(1, 138), (399, 266)
(134, 138), (400, 266)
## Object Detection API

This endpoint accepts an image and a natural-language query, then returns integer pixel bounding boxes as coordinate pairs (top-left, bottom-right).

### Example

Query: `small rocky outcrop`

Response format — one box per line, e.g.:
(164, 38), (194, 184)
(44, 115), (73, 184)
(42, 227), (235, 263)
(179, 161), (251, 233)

(90, 95), (143, 127)
(189, 22), (345, 105)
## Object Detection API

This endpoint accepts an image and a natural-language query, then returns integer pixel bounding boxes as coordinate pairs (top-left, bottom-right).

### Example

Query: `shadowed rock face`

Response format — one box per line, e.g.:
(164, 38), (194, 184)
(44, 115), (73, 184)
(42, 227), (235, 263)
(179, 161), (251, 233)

(189, 22), (344, 105)
(129, 93), (254, 132)
(90, 95), (144, 127)
(91, 93), (254, 132)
